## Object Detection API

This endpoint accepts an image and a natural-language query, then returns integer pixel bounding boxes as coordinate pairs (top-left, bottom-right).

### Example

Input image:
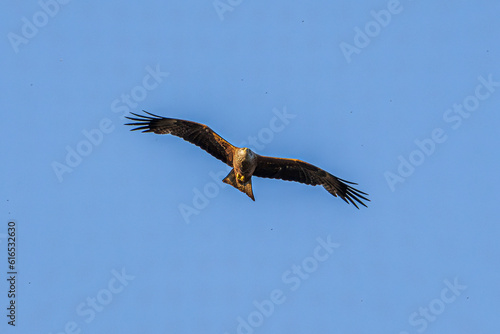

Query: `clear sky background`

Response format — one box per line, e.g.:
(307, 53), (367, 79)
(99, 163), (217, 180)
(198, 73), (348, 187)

(1, 1), (499, 333)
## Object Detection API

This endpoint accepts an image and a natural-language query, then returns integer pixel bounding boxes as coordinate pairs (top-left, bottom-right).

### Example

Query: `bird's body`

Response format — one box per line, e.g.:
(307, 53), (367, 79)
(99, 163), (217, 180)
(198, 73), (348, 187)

(125, 111), (369, 208)
(224, 147), (257, 200)
(233, 147), (257, 181)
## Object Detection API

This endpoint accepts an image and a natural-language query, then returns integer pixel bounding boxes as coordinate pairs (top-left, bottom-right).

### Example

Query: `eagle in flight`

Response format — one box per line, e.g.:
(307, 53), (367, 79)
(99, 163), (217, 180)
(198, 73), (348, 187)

(125, 111), (369, 208)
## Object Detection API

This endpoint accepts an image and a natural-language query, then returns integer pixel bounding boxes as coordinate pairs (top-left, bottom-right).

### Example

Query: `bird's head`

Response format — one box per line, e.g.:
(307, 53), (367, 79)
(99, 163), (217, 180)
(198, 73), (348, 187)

(241, 147), (256, 159)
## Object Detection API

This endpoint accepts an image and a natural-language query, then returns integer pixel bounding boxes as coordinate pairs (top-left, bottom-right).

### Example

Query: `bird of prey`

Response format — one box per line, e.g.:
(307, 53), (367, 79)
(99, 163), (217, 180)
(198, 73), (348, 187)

(125, 111), (369, 208)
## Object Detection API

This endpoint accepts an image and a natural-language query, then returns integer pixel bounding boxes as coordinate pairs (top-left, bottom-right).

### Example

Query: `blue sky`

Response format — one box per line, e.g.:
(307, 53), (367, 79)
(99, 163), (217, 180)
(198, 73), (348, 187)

(1, 0), (499, 333)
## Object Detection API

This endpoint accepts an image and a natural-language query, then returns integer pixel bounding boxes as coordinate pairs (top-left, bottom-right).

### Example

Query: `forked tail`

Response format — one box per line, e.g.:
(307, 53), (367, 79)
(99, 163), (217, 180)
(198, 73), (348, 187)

(222, 169), (255, 201)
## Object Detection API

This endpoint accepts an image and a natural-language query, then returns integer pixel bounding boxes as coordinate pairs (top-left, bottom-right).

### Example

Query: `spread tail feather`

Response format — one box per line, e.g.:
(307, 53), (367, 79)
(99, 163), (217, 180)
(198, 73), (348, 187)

(222, 169), (255, 201)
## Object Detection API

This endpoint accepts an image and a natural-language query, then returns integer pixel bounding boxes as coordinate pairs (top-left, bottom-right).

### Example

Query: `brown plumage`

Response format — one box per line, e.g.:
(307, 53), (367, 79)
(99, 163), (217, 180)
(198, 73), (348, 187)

(125, 111), (369, 208)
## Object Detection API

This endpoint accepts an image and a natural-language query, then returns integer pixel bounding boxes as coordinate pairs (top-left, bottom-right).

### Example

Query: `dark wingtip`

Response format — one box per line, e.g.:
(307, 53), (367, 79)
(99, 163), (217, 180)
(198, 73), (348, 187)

(124, 111), (163, 132)
(142, 110), (162, 118)
(336, 181), (369, 209)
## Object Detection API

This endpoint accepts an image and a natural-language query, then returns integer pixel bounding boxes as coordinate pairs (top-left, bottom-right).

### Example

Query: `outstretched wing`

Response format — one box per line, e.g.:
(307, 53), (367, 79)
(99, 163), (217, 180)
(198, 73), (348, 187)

(125, 111), (235, 166)
(253, 155), (369, 208)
